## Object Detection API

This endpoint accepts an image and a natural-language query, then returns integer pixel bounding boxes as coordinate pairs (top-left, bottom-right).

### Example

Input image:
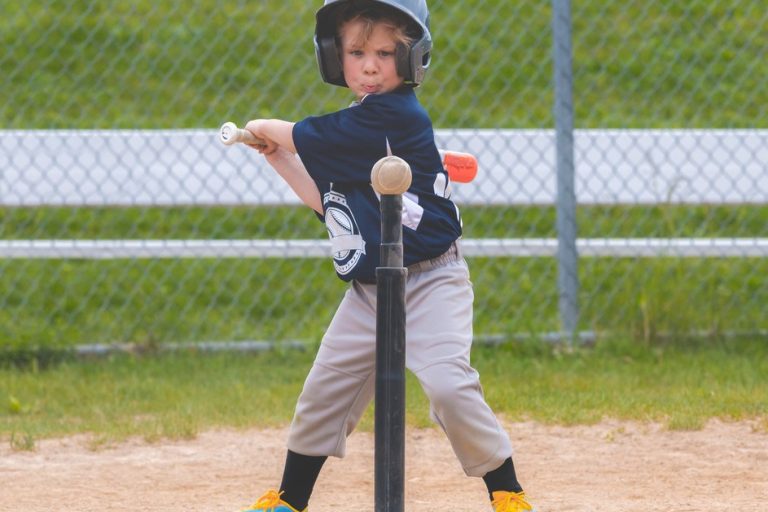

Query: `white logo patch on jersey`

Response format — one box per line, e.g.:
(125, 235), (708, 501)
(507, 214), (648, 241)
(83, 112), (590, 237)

(324, 190), (365, 276)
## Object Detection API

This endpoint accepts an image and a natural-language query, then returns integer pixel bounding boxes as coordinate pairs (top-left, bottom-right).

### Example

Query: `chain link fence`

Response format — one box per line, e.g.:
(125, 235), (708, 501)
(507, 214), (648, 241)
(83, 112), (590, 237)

(1, 1), (766, 351)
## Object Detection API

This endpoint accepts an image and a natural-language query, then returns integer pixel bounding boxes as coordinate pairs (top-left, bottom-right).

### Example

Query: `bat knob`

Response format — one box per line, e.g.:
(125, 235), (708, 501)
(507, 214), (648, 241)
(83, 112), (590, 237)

(219, 122), (238, 145)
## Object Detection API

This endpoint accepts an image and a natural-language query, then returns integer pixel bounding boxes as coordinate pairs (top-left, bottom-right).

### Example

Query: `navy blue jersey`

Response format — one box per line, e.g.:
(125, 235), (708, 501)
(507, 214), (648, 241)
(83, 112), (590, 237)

(293, 87), (462, 282)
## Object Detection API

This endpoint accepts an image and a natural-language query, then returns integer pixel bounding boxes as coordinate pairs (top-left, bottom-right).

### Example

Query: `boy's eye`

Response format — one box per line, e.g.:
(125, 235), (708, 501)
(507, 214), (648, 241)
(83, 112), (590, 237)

(378, 50), (394, 57)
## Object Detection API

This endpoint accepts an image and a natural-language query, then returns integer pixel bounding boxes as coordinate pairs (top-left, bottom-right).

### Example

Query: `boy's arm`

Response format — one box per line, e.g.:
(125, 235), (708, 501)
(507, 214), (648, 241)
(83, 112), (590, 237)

(239, 118), (320, 212)
(263, 146), (323, 214)
(245, 119), (297, 154)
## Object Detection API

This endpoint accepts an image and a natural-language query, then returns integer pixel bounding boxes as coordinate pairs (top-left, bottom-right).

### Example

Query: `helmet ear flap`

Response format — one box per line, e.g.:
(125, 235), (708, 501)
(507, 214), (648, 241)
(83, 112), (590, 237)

(395, 42), (411, 82)
(408, 35), (431, 85)
(316, 36), (347, 87)
(396, 38), (431, 85)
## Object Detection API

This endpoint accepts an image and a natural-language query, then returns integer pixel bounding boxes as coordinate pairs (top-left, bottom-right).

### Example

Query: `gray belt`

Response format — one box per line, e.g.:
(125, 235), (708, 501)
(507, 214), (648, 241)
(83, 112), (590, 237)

(355, 240), (461, 285)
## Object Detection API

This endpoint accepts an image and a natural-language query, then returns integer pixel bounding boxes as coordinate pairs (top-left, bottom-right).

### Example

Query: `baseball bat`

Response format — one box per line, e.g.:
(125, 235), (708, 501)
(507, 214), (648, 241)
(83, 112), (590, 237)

(218, 121), (267, 147)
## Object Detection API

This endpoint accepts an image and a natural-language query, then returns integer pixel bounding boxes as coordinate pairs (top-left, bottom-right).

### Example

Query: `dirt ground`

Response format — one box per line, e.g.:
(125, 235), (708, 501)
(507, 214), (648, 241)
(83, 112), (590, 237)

(1, 419), (766, 512)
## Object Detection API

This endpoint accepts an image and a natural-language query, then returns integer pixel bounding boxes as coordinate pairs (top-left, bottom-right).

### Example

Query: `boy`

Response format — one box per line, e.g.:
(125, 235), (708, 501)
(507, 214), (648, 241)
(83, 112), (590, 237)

(240, 1), (535, 511)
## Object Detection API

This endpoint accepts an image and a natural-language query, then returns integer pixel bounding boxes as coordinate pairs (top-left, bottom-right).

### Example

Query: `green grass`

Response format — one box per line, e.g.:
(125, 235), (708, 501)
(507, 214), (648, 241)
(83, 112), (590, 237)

(2, 205), (766, 350)
(476, 338), (768, 428)
(2, 1), (766, 128)
(2, 205), (767, 239)
(2, 338), (766, 448)
(0, 258), (346, 350)
(1, 349), (309, 448)
(1, 256), (765, 351)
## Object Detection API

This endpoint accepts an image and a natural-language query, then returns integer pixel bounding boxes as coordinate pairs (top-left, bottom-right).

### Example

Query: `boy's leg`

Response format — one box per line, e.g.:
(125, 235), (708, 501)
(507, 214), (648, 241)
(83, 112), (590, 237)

(405, 260), (514, 477)
(485, 459), (536, 511)
(406, 263), (532, 510)
(244, 451), (326, 511)
(277, 450), (328, 511)
(404, 257), (534, 509)
(482, 457), (523, 496)
(412, 353), (514, 477)
(287, 281), (378, 457)
(257, 282), (376, 511)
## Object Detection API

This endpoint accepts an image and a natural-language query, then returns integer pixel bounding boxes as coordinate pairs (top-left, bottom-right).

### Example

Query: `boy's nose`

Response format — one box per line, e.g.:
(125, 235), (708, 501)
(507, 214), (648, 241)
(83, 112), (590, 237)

(362, 57), (377, 74)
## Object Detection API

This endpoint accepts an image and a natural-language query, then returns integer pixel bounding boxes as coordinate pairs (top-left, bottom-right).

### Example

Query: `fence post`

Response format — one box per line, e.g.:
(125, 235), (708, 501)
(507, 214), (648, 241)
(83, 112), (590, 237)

(552, 0), (579, 340)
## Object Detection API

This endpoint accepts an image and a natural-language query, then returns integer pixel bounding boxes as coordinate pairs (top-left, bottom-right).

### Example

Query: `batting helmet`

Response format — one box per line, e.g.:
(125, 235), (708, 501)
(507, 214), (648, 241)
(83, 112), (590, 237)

(314, 0), (432, 88)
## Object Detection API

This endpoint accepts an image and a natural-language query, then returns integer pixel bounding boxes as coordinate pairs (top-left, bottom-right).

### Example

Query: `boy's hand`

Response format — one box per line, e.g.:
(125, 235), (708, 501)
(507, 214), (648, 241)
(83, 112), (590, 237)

(244, 120), (279, 155)
(262, 145), (295, 166)
(219, 122), (266, 147)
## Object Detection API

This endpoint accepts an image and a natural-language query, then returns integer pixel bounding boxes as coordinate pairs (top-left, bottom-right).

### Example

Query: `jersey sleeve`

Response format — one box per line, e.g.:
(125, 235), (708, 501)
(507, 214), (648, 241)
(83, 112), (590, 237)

(293, 95), (399, 184)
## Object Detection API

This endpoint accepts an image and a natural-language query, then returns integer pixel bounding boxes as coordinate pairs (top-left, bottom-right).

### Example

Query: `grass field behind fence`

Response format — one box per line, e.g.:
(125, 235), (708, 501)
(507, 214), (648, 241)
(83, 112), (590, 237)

(2, 257), (766, 351)
(3, 205), (768, 239)
(1, 205), (767, 350)
(2, 1), (766, 129)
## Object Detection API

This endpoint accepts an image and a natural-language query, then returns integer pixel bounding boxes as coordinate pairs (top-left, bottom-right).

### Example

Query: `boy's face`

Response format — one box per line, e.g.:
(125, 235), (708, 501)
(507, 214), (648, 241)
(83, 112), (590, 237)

(340, 19), (405, 100)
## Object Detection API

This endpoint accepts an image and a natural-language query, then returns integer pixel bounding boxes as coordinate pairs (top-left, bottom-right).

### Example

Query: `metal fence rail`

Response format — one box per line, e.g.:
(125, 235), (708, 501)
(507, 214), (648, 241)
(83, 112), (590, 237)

(2, 1), (766, 348)
(3, 238), (767, 260)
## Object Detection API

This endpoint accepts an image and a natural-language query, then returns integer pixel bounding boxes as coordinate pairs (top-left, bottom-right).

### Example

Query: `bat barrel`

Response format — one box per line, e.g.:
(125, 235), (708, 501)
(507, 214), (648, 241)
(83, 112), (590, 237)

(375, 193), (406, 512)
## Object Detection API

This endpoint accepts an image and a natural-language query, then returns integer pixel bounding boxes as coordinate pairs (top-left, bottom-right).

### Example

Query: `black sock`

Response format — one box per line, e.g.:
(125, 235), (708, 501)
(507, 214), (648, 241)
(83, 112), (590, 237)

(278, 450), (328, 511)
(482, 457), (523, 500)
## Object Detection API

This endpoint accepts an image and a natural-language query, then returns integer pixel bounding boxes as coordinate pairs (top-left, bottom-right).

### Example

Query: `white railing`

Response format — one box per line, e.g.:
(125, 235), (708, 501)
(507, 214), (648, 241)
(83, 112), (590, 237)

(1, 129), (766, 259)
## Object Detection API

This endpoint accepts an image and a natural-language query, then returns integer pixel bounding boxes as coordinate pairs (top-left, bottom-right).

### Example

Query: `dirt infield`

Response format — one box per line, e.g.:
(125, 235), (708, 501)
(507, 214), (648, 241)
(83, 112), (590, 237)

(1, 420), (766, 512)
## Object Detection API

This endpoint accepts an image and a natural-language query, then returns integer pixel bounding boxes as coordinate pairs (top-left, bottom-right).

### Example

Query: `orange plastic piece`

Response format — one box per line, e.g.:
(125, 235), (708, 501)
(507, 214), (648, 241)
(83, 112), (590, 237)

(440, 150), (478, 183)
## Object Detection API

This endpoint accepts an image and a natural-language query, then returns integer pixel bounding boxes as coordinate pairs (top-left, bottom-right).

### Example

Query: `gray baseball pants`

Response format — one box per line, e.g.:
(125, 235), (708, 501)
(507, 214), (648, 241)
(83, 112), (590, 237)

(287, 242), (513, 477)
